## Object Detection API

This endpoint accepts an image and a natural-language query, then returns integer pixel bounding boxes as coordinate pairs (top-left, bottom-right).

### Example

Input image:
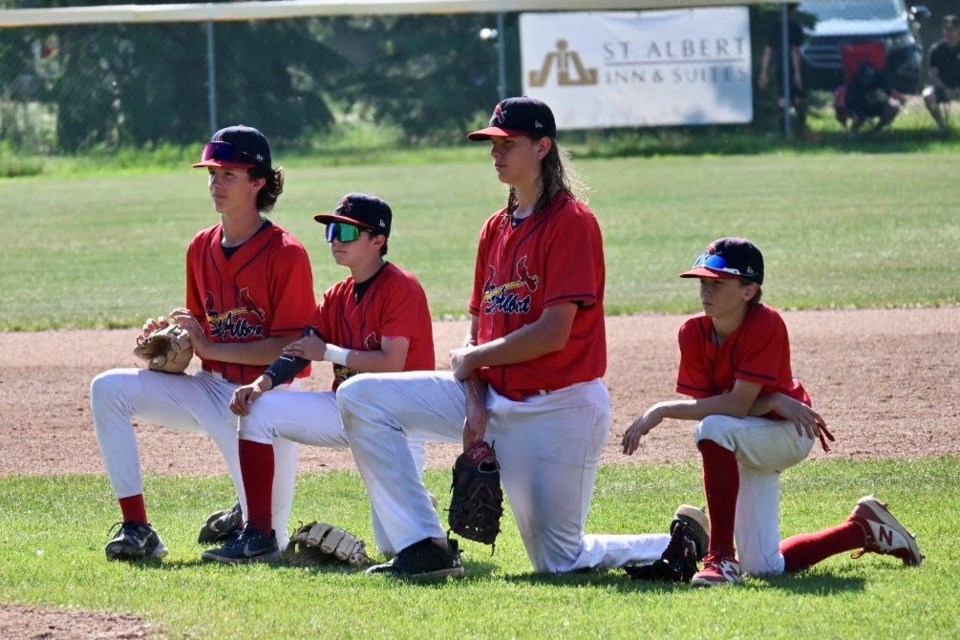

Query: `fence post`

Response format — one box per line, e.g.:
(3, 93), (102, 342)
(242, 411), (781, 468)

(779, 3), (793, 138)
(206, 19), (217, 133)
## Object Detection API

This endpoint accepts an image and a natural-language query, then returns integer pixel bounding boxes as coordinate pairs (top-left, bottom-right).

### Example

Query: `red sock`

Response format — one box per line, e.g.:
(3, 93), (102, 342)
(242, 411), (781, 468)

(699, 440), (739, 558)
(239, 439), (274, 535)
(781, 521), (864, 572)
(119, 494), (148, 524)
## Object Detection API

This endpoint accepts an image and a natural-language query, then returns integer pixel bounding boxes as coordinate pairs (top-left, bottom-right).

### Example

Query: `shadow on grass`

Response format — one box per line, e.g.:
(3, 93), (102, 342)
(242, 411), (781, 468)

(747, 571), (866, 594)
(502, 568), (692, 593)
(501, 567), (867, 595)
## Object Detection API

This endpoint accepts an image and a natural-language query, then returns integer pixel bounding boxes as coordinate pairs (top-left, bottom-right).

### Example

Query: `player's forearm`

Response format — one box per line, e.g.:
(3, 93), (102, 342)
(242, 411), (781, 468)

(654, 391), (757, 423)
(343, 348), (407, 374)
(748, 392), (783, 417)
(467, 324), (565, 369)
(466, 303), (575, 369)
(200, 335), (297, 366)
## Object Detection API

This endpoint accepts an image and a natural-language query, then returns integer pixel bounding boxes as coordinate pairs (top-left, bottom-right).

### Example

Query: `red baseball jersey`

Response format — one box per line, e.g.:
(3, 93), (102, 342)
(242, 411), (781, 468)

(311, 262), (435, 390)
(676, 303), (810, 410)
(468, 190), (606, 400)
(186, 222), (316, 385)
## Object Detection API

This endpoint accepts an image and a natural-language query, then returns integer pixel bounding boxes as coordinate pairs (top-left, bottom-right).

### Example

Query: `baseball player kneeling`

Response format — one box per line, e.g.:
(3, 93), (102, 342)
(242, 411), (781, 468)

(336, 97), (703, 579)
(622, 237), (923, 586)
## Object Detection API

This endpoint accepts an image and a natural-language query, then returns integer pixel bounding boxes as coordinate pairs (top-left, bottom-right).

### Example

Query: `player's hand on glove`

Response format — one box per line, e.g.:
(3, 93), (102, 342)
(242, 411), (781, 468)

(230, 375), (274, 416)
(283, 521), (371, 568)
(622, 405), (664, 455)
(166, 308), (211, 356)
(133, 317), (194, 374)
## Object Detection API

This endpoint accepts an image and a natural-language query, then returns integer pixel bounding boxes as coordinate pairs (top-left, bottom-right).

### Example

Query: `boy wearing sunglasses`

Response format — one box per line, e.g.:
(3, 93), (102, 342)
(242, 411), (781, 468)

(93, 125), (317, 560)
(622, 237), (923, 586)
(202, 193), (436, 563)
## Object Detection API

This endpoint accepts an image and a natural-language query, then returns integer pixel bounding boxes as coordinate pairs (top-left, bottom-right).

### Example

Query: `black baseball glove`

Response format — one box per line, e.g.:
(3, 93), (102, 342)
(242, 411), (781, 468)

(448, 440), (503, 548)
(624, 518), (701, 583)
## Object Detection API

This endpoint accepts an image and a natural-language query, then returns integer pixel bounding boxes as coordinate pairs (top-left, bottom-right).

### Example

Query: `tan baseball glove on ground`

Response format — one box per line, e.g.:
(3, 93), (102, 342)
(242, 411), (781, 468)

(133, 324), (194, 374)
(283, 522), (371, 568)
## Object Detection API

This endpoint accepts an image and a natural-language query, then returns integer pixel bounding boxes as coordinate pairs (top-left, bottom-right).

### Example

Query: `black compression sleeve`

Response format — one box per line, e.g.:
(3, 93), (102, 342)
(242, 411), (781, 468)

(264, 354), (310, 387)
(263, 327), (318, 386)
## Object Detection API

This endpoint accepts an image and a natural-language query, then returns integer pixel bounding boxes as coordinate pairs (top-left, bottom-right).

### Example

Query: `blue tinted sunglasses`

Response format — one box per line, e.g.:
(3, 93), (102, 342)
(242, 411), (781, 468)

(693, 252), (742, 276)
(325, 222), (366, 243)
(200, 141), (256, 165)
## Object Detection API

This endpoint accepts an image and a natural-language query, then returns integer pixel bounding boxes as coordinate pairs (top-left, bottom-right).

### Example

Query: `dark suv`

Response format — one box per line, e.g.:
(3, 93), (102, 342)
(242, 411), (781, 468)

(799, 0), (931, 93)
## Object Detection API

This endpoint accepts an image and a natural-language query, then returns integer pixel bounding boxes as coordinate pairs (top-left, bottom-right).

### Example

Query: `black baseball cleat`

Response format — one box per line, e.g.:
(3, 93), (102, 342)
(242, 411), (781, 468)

(366, 538), (464, 579)
(105, 521), (168, 561)
(201, 523), (281, 564)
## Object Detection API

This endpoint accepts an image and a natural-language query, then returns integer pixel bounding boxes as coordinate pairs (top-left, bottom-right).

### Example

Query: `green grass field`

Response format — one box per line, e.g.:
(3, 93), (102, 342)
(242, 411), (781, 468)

(2, 145), (958, 637)
(1, 460), (956, 638)
(0, 152), (958, 330)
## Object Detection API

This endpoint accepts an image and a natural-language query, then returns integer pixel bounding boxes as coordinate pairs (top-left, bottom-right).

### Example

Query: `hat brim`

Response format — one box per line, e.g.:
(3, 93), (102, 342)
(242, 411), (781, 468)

(679, 266), (742, 280)
(467, 126), (533, 140)
(192, 159), (257, 170)
(313, 213), (376, 230)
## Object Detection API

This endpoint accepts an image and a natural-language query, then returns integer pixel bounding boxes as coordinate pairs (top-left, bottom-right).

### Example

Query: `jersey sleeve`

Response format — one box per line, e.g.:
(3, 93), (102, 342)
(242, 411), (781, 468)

(267, 242), (316, 337)
(184, 231), (209, 321)
(541, 204), (601, 308)
(469, 215), (499, 316)
(734, 312), (787, 388)
(378, 273), (431, 339)
(676, 319), (715, 399)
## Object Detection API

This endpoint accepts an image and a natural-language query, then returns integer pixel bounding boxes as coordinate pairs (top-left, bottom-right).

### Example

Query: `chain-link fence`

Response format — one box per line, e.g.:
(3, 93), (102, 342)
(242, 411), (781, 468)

(0, 1), (948, 156)
(0, 9), (508, 155)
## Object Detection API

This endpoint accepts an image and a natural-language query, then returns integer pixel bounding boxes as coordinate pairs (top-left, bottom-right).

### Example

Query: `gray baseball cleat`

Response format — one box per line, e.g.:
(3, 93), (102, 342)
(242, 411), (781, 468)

(105, 521), (168, 561)
(197, 502), (243, 544)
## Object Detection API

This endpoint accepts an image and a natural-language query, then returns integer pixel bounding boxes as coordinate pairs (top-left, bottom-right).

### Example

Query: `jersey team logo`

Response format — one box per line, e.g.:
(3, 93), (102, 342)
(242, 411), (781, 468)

(481, 256), (541, 315)
(204, 287), (267, 341)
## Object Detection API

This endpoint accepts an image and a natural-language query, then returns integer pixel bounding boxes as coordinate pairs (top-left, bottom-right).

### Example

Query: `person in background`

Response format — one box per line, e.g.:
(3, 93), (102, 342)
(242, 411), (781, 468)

(922, 14), (960, 134)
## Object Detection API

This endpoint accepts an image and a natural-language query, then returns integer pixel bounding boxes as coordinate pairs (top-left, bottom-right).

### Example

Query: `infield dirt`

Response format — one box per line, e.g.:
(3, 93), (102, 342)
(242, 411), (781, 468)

(2, 307), (957, 477)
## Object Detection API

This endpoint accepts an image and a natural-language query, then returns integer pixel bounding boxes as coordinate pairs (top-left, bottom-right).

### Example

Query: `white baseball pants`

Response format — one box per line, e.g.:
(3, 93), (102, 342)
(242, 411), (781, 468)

(694, 414), (815, 576)
(237, 387), (427, 555)
(90, 368), (299, 547)
(338, 371), (670, 573)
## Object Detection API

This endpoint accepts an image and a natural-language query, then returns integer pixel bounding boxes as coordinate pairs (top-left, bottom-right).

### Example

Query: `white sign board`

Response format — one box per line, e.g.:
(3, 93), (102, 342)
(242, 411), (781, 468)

(520, 8), (753, 128)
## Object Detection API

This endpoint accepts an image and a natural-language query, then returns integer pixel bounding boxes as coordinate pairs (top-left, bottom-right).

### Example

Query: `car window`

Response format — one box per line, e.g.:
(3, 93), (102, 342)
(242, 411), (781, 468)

(800, 0), (903, 22)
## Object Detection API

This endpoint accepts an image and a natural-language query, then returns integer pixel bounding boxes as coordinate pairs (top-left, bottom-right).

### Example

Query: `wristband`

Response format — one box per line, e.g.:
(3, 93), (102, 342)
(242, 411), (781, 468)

(324, 344), (350, 366)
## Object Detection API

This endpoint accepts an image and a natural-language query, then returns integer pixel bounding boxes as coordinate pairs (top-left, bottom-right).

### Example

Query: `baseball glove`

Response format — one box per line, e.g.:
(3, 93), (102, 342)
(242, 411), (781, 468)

(624, 518), (701, 583)
(133, 323), (194, 374)
(448, 440), (503, 547)
(282, 521), (371, 568)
